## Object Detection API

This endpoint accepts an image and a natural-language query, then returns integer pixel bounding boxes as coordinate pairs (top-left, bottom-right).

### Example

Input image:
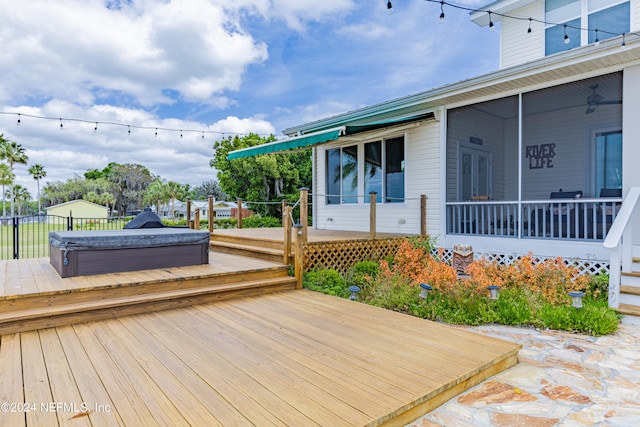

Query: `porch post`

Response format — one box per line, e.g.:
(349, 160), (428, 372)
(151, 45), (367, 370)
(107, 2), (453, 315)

(369, 192), (377, 238)
(236, 198), (243, 229)
(194, 208), (200, 229)
(420, 194), (427, 236)
(293, 224), (304, 289)
(186, 198), (192, 229)
(208, 196), (214, 234)
(299, 188), (308, 242)
(283, 205), (292, 265)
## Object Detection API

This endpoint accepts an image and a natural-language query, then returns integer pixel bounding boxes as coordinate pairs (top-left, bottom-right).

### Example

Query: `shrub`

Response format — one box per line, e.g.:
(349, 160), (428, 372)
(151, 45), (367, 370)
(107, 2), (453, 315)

(242, 215), (282, 228)
(303, 269), (348, 298)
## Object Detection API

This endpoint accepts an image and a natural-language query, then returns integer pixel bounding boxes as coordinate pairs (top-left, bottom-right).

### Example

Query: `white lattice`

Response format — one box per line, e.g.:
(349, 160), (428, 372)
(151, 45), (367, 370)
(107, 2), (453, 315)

(431, 248), (608, 276)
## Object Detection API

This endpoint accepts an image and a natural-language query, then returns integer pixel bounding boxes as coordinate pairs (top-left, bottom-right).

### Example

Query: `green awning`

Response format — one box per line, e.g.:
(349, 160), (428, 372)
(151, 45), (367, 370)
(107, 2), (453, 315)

(227, 128), (343, 160)
(344, 112), (433, 134)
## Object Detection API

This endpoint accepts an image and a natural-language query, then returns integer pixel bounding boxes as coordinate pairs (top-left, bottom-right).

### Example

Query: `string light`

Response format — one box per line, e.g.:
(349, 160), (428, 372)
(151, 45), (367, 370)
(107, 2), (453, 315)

(621, 33), (626, 49)
(127, 125), (131, 134)
(416, 0), (640, 44)
(201, 131), (205, 139)
(439, 1), (445, 22)
(0, 111), (272, 139)
(94, 122), (98, 132)
(563, 24), (570, 44)
(387, 1), (393, 15)
(595, 29), (600, 44)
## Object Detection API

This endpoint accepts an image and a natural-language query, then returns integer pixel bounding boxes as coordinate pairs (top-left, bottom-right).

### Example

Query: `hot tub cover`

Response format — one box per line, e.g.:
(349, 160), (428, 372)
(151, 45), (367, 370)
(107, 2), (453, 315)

(49, 228), (210, 250)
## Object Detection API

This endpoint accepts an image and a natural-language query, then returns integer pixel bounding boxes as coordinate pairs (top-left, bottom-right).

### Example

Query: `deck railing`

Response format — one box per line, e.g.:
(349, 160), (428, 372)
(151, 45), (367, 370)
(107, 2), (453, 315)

(446, 197), (622, 241)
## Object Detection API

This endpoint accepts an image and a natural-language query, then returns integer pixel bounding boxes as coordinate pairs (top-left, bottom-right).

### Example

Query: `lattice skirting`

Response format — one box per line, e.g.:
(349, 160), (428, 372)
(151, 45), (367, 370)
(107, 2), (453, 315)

(433, 248), (610, 276)
(303, 237), (406, 274)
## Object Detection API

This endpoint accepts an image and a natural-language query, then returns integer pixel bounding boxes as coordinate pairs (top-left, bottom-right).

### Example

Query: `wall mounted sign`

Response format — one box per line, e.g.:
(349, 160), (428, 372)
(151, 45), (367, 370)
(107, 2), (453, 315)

(525, 143), (556, 169)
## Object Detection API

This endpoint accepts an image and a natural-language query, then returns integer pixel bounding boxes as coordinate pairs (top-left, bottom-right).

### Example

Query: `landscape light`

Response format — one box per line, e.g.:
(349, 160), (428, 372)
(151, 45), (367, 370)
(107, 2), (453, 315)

(487, 285), (500, 300)
(349, 285), (361, 301)
(568, 291), (585, 309)
(419, 283), (433, 299)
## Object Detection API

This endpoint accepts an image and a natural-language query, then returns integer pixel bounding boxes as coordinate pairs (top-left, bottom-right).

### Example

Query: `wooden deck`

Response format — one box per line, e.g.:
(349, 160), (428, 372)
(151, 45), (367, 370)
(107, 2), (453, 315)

(0, 290), (520, 427)
(213, 227), (406, 242)
(0, 253), (296, 335)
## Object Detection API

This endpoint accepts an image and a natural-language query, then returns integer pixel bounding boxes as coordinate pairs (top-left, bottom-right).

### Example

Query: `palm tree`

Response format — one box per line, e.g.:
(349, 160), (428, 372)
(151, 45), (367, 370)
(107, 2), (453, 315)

(12, 185), (31, 216)
(0, 135), (29, 217)
(0, 163), (14, 220)
(28, 164), (47, 214)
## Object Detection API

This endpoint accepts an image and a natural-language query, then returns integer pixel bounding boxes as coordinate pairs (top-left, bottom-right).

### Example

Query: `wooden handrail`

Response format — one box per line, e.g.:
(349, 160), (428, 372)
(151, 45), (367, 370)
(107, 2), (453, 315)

(603, 187), (640, 249)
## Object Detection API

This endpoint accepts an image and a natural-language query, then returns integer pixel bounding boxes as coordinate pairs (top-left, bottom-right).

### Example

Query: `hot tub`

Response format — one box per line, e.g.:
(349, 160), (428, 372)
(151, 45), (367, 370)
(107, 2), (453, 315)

(49, 228), (210, 278)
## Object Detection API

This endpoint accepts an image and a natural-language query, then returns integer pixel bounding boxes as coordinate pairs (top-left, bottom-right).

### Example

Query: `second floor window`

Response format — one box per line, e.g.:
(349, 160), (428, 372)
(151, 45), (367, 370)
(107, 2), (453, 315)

(545, 0), (630, 56)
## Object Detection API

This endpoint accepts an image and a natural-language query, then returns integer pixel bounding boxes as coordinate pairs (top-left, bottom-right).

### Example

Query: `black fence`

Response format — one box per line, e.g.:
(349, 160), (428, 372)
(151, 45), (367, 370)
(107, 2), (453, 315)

(0, 214), (131, 260)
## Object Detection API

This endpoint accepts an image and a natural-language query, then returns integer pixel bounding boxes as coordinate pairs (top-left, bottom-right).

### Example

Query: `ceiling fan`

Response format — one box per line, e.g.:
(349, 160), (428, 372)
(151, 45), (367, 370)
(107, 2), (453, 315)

(585, 84), (622, 114)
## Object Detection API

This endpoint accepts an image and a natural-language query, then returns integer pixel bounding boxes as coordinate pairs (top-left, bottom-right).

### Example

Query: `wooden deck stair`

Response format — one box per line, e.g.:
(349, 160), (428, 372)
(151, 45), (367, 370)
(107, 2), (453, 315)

(209, 232), (290, 263)
(0, 260), (296, 335)
(618, 256), (640, 324)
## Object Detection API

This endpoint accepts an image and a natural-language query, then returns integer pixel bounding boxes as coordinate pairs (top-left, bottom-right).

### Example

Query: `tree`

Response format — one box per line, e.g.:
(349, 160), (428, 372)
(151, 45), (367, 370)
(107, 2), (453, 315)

(0, 135), (29, 217)
(12, 184), (30, 216)
(0, 163), (14, 219)
(193, 180), (227, 200)
(211, 133), (312, 217)
(107, 163), (155, 215)
(28, 164), (47, 213)
(166, 181), (189, 218)
(143, 179), (171, 216)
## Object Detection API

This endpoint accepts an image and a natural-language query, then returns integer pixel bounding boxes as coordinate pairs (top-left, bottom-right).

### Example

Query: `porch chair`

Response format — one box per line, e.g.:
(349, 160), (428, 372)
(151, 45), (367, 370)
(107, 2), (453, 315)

(594, 188), (622, 239)
(532, 189), (583, 238)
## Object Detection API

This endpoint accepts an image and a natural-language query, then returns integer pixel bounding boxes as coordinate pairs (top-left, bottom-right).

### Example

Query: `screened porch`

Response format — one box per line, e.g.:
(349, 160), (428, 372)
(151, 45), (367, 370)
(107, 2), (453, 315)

(445, 72), (622, 241)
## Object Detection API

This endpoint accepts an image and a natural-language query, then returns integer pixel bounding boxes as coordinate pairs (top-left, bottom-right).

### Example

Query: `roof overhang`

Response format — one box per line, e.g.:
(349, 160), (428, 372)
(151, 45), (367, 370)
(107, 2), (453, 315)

(469, 0), (537, 26)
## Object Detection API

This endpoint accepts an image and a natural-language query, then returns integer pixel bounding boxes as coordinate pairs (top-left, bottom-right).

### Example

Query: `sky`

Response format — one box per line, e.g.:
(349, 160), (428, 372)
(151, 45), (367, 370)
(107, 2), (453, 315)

(0, 0), (499, 200)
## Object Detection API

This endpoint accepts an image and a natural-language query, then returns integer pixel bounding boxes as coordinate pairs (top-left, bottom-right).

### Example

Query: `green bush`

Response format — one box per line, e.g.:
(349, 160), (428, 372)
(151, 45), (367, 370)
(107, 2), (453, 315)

(242, 215), (282, 228)
(303, 269), (348, 298)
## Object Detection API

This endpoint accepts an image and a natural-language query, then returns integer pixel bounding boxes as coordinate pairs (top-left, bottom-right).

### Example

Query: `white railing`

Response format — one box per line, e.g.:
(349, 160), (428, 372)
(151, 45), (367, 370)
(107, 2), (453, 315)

(603, 187), (640, 308)
(446, 198), (622, 241)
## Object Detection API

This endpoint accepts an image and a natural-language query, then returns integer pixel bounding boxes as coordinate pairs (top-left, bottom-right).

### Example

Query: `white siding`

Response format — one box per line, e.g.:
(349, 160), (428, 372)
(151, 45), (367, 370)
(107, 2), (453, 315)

(521, 104), (620, 199)
(313, 121), (441, 236)
(633, 0), (640, 31)
(501, 2), (545, 68)
(623, 65), (640, 243)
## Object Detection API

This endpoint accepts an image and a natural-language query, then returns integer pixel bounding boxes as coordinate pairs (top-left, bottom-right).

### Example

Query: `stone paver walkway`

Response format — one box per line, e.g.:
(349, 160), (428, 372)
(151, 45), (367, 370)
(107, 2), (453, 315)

(408, 323), (640, 426)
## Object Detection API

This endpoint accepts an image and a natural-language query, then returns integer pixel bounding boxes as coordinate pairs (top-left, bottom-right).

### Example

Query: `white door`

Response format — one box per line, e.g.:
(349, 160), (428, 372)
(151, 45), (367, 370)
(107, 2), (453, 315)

(459, 147), (492, 200)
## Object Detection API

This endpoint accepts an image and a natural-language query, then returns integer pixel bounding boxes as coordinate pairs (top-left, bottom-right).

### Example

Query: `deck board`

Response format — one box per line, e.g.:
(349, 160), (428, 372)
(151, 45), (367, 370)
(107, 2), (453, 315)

(0, 290), (520, 426)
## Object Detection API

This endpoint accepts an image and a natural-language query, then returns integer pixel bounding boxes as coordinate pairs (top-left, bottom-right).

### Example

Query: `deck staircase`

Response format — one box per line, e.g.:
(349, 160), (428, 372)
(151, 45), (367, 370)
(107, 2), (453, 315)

(0, 261), (296, 335)
(209, 232), (291, 263)
(618, 247), (640, 325)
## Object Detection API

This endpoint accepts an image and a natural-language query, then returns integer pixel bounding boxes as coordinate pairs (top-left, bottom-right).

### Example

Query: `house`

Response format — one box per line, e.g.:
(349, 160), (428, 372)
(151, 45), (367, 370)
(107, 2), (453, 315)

(170, 200), (249, 220)
(45, 199), (109, 220)
(229, 0), (640, 314)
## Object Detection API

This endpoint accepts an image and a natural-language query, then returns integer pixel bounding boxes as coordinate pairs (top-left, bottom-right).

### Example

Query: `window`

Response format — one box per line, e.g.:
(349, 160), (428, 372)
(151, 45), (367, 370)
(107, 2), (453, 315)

(326, 145), (358, 204)
(326, 136), (405, 205)
(595, 130), (622, 195)
(545, 0), (629, 56)
(385, 137), (405, 203)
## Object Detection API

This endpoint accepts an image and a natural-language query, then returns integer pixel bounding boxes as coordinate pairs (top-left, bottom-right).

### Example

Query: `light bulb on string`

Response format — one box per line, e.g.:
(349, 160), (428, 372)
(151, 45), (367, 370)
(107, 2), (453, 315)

(94, 122), (98, 132)
(621, 33), (626, 49)
(563, 24), (570, 44)
(488, 12), (495, 31)
(594, 29), (600, 44)
(17, 114), (21, 126)
(59, 118), (63, 130)
(128, 125), (131, 135)
(155, 128), (158, 137)
(527, 18), (532, 34)
(439, 1), (445, 22)
(202, 131), (205, 140)
(180, 130), (183, 138)
(387, 1), (393, 15)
